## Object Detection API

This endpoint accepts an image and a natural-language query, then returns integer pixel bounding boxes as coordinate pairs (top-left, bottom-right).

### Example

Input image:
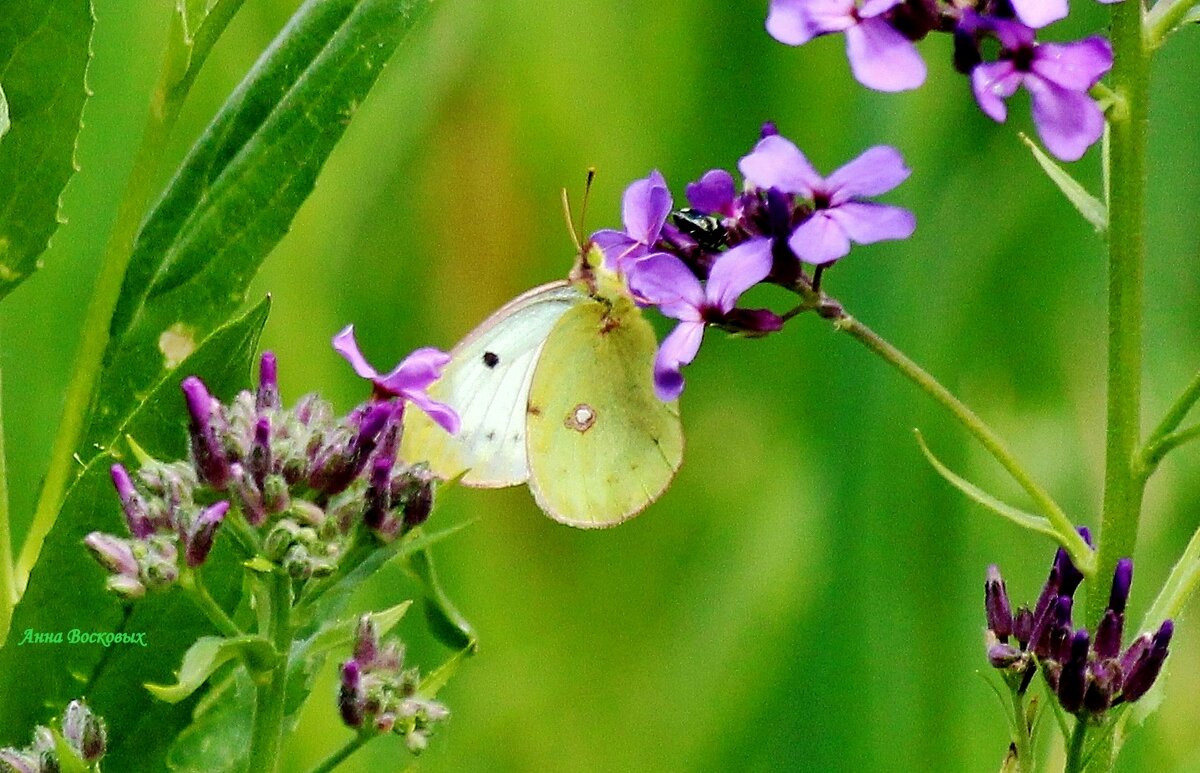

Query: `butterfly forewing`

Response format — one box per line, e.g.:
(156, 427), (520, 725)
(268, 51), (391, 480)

(525, 299), (684, 526)
(400, 282), (585, 486)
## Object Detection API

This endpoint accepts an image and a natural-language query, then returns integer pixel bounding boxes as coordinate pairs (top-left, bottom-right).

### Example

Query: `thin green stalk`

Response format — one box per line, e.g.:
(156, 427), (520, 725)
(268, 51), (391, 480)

(307, 734), (371, 773)
(179, 568), (243, 638)
(1009, 688), (1034, 773)
(1146, 0), (1200, 47)
(1065, 720), (1090, 773)
(0, 362), (14, 640)
(247, 568), (292, 773)
(1091, 0), (1151, 631)
(1137, 424), (1200, 481)
(15, 1), (247, 592)
(834, 314), (1094, 572)
(1144, 369), (1200, 448)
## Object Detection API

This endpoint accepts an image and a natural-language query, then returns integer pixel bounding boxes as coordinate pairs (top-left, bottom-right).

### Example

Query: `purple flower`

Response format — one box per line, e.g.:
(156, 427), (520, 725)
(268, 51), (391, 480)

(766, 0), (926, 91)
(966, 15), (1112, 162)
(591, 170), (672, 272)
(629, 240), (775, 400)
(739, 136), (915, 266)
(686, 170), (738, 218)
(332, 326), (460, 435)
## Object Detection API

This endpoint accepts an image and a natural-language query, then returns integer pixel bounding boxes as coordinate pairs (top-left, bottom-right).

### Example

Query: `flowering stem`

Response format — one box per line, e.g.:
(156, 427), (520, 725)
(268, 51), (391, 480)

(1009, 687), (1033, 773)
(306, 733), (371, 773)
(0, 362), (13, 641)
(1064, 720), (1089, 773)
(1090, 0), (1151, 633)
(16, 2), (247, 593)
(247, 568), (292, 773)
(179, 568), (243, 638)
(832, 313), (1093, 572)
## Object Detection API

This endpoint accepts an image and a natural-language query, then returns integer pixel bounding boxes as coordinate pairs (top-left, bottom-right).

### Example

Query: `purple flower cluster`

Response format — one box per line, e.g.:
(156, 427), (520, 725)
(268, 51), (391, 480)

(339, 615), (450, 753)
(766, 0), (1114, 160)
(87, 344), (457, 595)
(985, 533), (1173, 715)
(593, 125), (914, 400)
(0, 700), (106, 773)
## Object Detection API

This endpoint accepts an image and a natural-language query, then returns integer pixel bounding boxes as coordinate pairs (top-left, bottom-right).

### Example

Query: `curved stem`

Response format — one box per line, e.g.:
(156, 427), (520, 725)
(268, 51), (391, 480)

(1137, 423), (1200, 481)
(1091, 0), (1150, 632)
(179, 568), (243, 638)
(833, 314), (1093, 572)
(306, 733), (371, 773)
(247, 568), (292, 773)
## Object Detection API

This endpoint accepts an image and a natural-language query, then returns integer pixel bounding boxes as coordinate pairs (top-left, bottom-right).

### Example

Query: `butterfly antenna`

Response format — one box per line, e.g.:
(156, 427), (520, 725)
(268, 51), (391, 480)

(561, 167), (597, 253)
(561, 187), (581, 253)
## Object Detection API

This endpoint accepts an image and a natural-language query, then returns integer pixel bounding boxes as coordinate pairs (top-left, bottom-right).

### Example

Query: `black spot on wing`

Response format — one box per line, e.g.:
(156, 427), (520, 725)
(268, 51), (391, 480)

(483, 351), (500, 368)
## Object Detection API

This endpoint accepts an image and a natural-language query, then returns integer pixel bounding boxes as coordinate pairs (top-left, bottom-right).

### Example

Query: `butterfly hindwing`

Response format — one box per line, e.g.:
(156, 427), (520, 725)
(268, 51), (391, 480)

(400, 282), (586, 486)
(525, 298), (684, 527)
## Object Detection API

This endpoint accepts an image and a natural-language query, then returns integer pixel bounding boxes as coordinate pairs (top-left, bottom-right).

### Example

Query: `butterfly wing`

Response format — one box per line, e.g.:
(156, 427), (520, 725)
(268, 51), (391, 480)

(525, 298), (684, 527)
(400, 281), (586, 486)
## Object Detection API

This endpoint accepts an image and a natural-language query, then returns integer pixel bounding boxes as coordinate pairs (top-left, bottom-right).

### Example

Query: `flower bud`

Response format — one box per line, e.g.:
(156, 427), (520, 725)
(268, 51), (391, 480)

(62, 699), (106, 763)
(984, 565), (1013, 641)
(1056, 629), (1089, 714)
(110, 464), (152, 538)
(256, 352), (280, 412)
(184, 501), (228, 567)
(1121, 620), (1173, 703)
(84, 533), (139, 576)
(182, 377), (231, 489)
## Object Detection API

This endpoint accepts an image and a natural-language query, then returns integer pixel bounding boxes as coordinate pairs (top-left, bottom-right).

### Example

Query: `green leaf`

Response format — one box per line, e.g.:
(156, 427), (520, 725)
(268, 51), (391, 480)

(0, 0), (93, 298)
(1019, 133), (1108, 233)
(419, 644), (472, 698)
(300, 600), (412, 661)
(51, 729), (90, 773)
(166, 670), (254, 773)
(146, 635), (278, 703)
(0, 84), (10, 143)
(408, 543), (478, 652)
(0, 300), (268, 765)
(85, 0), (436, 454)
(169, 0), (251, 100)
(915, 431), (1059, 540)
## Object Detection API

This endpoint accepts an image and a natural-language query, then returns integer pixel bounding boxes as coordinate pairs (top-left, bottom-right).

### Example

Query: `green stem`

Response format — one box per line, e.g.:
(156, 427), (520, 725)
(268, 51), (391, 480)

(179, 568), (243, 638)
(1137, 423), (1200, 481)
(1144, 369), (1200, 448)
(834, 314), (1094, 572)
(306, 734), (371, 773)
(1009, 688), (1033, 773)
(15, 1), (248, 593)
(1146, 0), (1200, 47)
(1065, 720), (1090, 773)
(247, 568), (292, 773)
(0, 361), (13, 641)
(1091, 0), (1151, 631)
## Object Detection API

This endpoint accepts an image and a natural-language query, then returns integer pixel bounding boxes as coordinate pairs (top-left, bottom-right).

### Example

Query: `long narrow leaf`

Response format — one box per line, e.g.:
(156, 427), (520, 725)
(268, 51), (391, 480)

(1019, 133), (1108, 232)
(0, 0), (93, 298)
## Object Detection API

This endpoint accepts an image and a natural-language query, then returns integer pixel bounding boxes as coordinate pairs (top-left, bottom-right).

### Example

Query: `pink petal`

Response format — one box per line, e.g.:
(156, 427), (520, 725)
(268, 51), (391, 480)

(627, 252), (705, 320)
(738, 134), (822, 196)
(766, 0), (854, 44)
(1025, 75), (1105, 162)
(971, 62), (1023, 123)
(826, 145), (910, 204)
(706, 238), (774, 314)
(826, 201), (916, 244)
(1009, 0), (1069, 28)
(622, 170), (672, 246)
(788, 212), (852, 266)
(332, 325), (380, 380)
(379, 346), (452, 393)
(858, 0), (903, 17)
(405, 390), (461, 435)
(654, 321), (705, 401)
(1032, 38), (1113, 91)
(845, 19), (926, 92)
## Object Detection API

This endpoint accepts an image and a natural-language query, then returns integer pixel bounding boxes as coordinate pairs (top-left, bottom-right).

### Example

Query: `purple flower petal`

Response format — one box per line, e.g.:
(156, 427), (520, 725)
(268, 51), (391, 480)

(378, 346), (452, 393)
(766, 0), (854, 44)
(1032, 37), (1113, 91)
(654, 321), (705, 401)
(1025, 75), (1106, 162)
(332, 325), (379, 380)
(788, 212), (853, 266)
(858, 0), (903, 17)
(971, 61), (1023, 122)
(826, 201), (916, 244)
(739, 134), (822, 195)
(627, 252), (705, 320)
(844, 18), (926, 92)
(622, 170), (673, 246)
(986, 16), (1038, 51)
(686, 169), (737, 216)
(591, 229), (643, 271)
(404, 390), (461, 435)
(706, 239), (774, 313)
(1009, 0), (1069, 28)
(826, 145), (911, 203)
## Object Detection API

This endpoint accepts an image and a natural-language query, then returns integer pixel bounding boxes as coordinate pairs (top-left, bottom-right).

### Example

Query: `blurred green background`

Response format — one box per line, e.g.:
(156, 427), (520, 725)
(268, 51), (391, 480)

(4, 0), (1200, 770)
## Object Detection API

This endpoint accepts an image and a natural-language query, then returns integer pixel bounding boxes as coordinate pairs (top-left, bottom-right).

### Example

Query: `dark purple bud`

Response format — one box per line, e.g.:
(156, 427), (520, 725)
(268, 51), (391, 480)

(62, 699), (106, 763)
(1028, 566), (1061, 651)
(1042, 595), (1073, 661)
(353, 615), (379, 668)
(985, 565), (1014, 641)
(230, 463), (266, 527)
(309, 402), (395, 495)
(1108, 558), (1133, 616)
(1121, 620), (1173, 703)
(256, 352), (280, 411)
(722, 307), (784, 334)
(185, 501), (229, 567)
(1012, 606), (1033, 649)
(182, 376), (231, 489)
(952, 26), (982, 73)
(110, 464), (153, 538)
(1094, 609), (1124, 661)
(1053, 546), (1084, 600)
(398, 467), (435, 530)
(338, 660), (365, 727)
(250, 418), (272, 489)
(84, 532), (139, 577)
(1056, 629), (1090, 714)
(1084, 659), (1120, 714)
(1119, 632), (1150, 678)
(987, 641), (1025, 669)
(760, 121), (779, 138)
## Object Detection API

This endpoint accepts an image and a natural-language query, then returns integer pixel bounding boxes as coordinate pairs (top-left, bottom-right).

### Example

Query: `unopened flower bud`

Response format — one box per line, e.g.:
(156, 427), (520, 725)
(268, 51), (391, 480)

(1057, 629), (1090, 714)
(62, 700), (106, 763)
(985, 565), (1013, 641)
(185, 501), (228, 567)
(84, 533), (139, 576)
(110, 464), (152, 538)
(339, 660), (365, 728)
(256, 352), (280, 412)
(1122, 620), (1173, 703)
(182, 377), (231, 489)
